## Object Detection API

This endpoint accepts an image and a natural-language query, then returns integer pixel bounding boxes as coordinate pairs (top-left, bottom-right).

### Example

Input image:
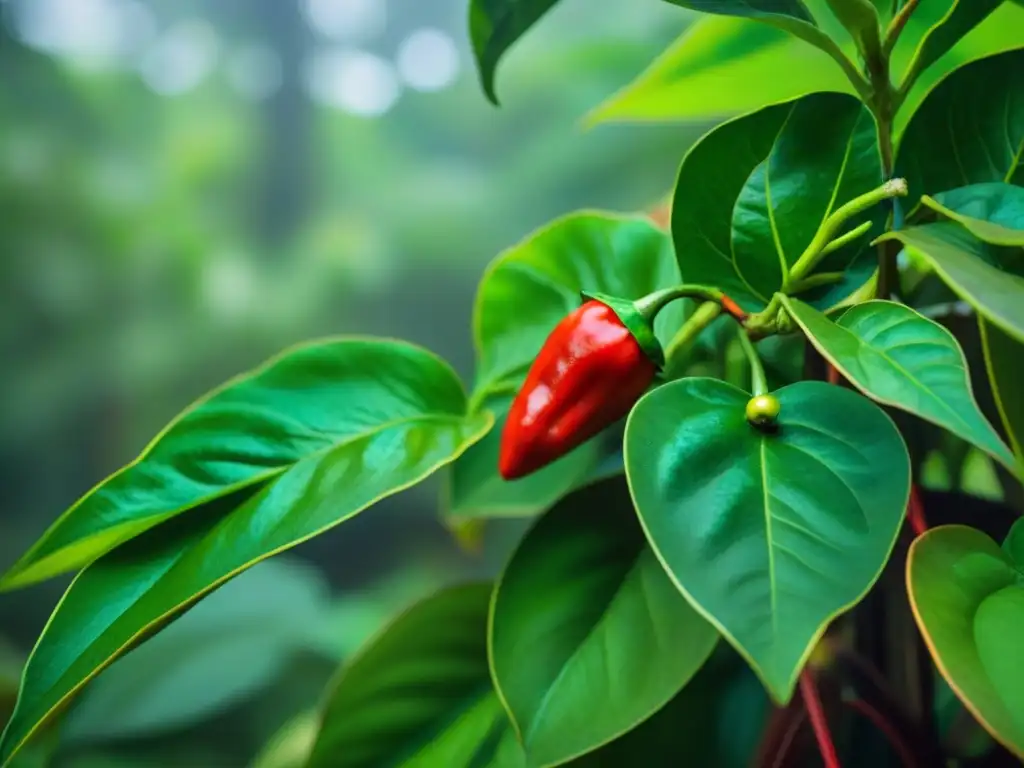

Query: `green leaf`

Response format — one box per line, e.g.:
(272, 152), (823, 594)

(922, 183), (1024, 247)
(60, 557), (329, 744)
(781, 297), (1015, 471)
(896, 47), (1024, 207)
(444, 393), (603, 523)
(672, 92), (882, 312)
(981, 319), (1024, 475)
(469, 0), (561, 104)
(1, 339), (479, 591)
(822, 0), (882, 60)
(0, 344), (491, 766)
(250, 710), (319, 768)
(907, 523), (1024, 759)
(453, 212), (682, 521)
(875, 223), (1024, 343)
(488, 477), (718, 766)
(306, 583), (511, 768)
(896, 0), (1003, 93)
(625, 378), (909, 703)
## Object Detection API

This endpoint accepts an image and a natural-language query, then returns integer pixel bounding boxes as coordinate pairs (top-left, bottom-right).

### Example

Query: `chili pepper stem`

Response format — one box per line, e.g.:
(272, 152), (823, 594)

(634, 284), (732, 324)
(736, 326), (769, 397)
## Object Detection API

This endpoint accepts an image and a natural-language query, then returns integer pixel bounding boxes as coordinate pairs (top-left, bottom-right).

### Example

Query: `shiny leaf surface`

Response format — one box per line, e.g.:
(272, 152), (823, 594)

(922, 183), (1024, 247)
(0, 342), (491, 765)
(625, 378), (909, 703)
(1, 339), (474, 591)
(672, 92), (882, 312)
(469, 0), (561, 104)
(897, 48), (1024, 207)
(489, 478), (718, 766)
(306, 583), (508, 768)
(876, 223), (1024, 342)
(907, 523), (1024, 759)
(782, 297), (1014, 469)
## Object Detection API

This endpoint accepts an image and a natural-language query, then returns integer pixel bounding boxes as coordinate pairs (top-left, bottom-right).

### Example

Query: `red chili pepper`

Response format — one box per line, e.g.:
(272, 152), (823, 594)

(498, 299), (658, 480)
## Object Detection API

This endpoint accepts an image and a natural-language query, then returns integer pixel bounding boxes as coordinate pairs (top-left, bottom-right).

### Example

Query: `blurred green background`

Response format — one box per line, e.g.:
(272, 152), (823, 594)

(0, 0), (704, 764)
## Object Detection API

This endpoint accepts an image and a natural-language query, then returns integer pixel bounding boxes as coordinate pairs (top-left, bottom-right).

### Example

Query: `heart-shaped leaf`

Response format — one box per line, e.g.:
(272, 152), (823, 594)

(60, 557), (329, 744)
(0, 341), (491, 766)
(897, 47), (1024, 208)
(489, 477), (718, 766)
(922, 183), (1024, 247)
(672, 92), (882, 313)
(625, 378), (909, 703)
(306, 583), (511, 768)
(895, 0), (1003, 94)
(469, 0), (562, 105)
(450, 212), (682, 522)
(907, 522), (1024, 759)
(876, 223), (1024, 343)
(980, 320), (1024, 475)
(1, 339), (479, 591)
(781, 297), (1014, 470)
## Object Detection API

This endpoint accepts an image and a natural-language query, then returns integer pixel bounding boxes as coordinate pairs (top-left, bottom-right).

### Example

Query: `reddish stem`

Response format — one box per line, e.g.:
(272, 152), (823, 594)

(800, 668), (842, 768)
(721, 294), (749, 323)
(846, 698), (918, 768)
(906, 484), (926, 537)
(826, 363), (841, 386)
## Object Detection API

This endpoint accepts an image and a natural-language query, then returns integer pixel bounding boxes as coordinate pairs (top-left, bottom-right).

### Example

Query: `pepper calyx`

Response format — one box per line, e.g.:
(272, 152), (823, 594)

(580, 290), (665, 369)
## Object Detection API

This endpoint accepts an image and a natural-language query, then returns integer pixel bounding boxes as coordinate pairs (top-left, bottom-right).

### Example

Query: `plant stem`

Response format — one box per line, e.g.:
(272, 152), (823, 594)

(736, 328), (768, 397)
(634, 284), (745, 324)
(883, 0), (919, 57)
(800, 668), (842, 768)
(787, 179), (907, 287)
(906, 484), (926, 537)
(663, 301), (722, 364)
(846, 699), (918, 768)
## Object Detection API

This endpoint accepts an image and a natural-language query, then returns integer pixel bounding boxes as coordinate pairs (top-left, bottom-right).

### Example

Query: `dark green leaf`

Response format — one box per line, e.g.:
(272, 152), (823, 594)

(781, 297), (1015, 470)
(625, 378), (909, 703)
(453, 212), (681, 521)
(907, 522), (1024, 759)
(876, 223), (1024, 343)
(469, 0), (561, 104)
(922, 183), (1024, 246)
(672, 92), (882, 312)
(897, 47), (1024, 207)
(896, 0), (1003, 92)
(60, 558), (329, 744)
(306, 583), (510, 768)
(981, 319), (1024, 475)
(1, 339), (478, 591)
(489, 478), (718, 766)
(0, 343), (491, 766)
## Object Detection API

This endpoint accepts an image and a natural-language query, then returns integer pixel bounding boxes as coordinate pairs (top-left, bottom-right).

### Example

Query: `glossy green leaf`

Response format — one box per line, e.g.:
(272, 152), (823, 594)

(672, 92), (882, 312)
(587, 15), (855, 126)
(781, 297), (1015, 470)
(922, 183), (1024, 247)
(897, 47), (1024, 207)
(1, 339), (477, 591)
(0, 344), (491, 766)
(896, 0), (1002, 93)
(453, 212), (682, 521)
(250, 710), (319, 768)
(907, 523), (1024, 759)
(60, 557), (329, 744)
(306, 583), (510, 768)
(661, 0), (858, 80)
(489, 477), (718, 766)
(625, 378), (909, 703)
(469, 0), (561, 104)
(875, 223), (1024, 343)
(981, 319), (1024, 474)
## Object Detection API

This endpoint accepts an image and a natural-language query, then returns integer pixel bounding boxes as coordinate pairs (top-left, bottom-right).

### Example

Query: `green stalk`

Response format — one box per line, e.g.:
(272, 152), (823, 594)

(736, 327), (769, 397)
(663, 301), (722, 364)
(634, 284), (727, 324)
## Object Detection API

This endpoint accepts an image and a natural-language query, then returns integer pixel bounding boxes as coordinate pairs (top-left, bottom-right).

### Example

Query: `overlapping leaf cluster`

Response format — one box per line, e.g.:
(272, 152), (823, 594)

(1, 1), (1023, 766)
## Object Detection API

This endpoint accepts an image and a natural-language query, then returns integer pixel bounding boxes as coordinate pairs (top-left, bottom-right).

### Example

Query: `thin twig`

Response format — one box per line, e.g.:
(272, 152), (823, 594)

(884, 0), (920, 56)
(907, 484), (927, 537)
(800, 668), (842, 768)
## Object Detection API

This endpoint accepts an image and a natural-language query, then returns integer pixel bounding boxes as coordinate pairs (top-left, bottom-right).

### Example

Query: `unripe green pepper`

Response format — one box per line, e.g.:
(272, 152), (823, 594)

(498, 294), (661, 480)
